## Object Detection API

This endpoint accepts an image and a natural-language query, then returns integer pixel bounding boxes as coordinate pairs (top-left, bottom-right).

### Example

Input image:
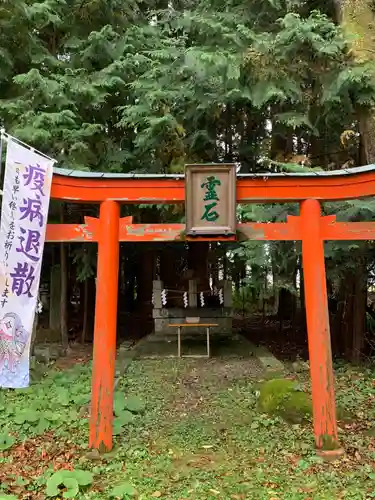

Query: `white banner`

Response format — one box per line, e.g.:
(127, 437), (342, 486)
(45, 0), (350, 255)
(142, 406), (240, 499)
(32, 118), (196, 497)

(0, 139), (54, 388)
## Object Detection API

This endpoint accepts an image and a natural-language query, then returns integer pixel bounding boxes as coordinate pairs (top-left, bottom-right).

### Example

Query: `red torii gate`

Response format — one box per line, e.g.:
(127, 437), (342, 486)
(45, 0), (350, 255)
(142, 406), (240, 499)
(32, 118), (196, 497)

(47, 164), (375, 455)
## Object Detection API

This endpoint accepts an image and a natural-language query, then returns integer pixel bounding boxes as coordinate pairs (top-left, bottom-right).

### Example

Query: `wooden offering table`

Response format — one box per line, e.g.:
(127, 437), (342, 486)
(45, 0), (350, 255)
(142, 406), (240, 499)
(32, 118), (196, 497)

(168, 322), (218, 358)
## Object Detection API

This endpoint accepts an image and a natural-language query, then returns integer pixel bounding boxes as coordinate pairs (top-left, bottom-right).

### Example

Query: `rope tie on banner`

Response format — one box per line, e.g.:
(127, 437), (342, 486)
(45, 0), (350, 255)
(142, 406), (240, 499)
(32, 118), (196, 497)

(0, 129), (57, 163)
(0, 128), (58, 197)
(0, 128), (5, 191)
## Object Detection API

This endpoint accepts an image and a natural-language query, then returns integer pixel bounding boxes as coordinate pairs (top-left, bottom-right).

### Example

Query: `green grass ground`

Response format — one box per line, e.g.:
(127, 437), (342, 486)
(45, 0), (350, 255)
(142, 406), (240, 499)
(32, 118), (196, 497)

(1, 353), (375, 499)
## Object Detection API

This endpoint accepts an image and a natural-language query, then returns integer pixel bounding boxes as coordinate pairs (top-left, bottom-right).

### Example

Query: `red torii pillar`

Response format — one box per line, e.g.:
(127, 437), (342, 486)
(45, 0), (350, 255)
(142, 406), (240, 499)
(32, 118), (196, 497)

(300, 199), (341, 454)
(89, 200), (120, 451)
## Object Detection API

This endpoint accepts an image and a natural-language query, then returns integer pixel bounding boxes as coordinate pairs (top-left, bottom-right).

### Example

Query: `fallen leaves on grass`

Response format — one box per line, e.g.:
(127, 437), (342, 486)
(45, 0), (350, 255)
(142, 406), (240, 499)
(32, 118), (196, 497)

(1, 432), (77, 476)
(0, 432), (79, 497)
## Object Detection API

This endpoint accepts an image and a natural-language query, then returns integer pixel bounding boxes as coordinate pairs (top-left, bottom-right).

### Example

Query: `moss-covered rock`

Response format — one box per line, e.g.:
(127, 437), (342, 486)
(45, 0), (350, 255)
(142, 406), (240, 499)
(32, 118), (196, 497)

(257, 378), (352, 425)
(257, 378), (312, 423)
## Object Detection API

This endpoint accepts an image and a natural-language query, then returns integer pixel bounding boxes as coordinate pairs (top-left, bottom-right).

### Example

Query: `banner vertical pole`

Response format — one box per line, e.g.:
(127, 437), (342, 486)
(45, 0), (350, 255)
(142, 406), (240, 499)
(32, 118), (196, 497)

(0, 128), (5, 186)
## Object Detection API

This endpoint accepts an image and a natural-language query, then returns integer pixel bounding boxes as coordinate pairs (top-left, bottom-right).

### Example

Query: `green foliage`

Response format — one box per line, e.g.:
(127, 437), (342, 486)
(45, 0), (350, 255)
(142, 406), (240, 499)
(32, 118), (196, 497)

(122, 396), (146, 414)
(45, 469), (93, 498)
(0, 366), (91, 440)
(113, 394), (145, 434)
(109, 482), (137, 499)
(0, 433), (15, 451)
(0, 362), (150, 497)
(72, 246), (97, 281)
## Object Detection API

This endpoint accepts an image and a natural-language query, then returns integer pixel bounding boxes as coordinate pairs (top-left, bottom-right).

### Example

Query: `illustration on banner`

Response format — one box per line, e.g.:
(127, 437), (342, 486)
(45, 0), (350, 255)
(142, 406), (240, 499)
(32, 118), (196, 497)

(0, 312), (28, 373)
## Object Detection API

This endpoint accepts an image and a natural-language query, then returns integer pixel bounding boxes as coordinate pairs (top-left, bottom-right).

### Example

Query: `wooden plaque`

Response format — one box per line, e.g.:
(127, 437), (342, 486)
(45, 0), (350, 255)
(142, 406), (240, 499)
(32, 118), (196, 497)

(185, 163), (236, 237)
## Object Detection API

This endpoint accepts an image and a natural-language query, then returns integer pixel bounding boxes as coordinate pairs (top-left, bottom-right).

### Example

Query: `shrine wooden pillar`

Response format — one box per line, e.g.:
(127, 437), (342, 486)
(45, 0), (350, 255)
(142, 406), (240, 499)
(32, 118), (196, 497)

(89, 199), (120, 451)
(300, 199), (341, 454)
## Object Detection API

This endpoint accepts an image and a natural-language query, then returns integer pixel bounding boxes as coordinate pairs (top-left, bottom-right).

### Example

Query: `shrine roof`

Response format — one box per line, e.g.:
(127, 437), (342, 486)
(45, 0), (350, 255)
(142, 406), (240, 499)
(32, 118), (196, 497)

(53, 163), (375, 179)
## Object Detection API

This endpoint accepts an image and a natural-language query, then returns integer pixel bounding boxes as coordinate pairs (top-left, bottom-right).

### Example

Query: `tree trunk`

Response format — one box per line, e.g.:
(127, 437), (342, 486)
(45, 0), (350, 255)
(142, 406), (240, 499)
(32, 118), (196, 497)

(82, 278), (89, 343)
(160, 246), (181, 305)
(188, 243), (210, 292)
(352, 254), (367, 363)
(30, 303), (38, 357)
(49, 262), (61, 332)
(81, 276), (96, 341)
(335, 0), (375, 167)
(60, 203), (69, 352)
(333, 2), (373, 360)
(333, 277), (347, 356)
(276, 242), (297, 324)
(342, 272), (355, 360)
(336, 255), (367, 362)
(136, 246), (155, 310)
(299, 257), (305, 309)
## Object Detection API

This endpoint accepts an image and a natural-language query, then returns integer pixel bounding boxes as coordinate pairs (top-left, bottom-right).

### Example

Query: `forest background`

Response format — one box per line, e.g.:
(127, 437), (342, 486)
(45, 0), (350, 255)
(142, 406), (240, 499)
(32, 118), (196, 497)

(1, 0), (375, 362)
